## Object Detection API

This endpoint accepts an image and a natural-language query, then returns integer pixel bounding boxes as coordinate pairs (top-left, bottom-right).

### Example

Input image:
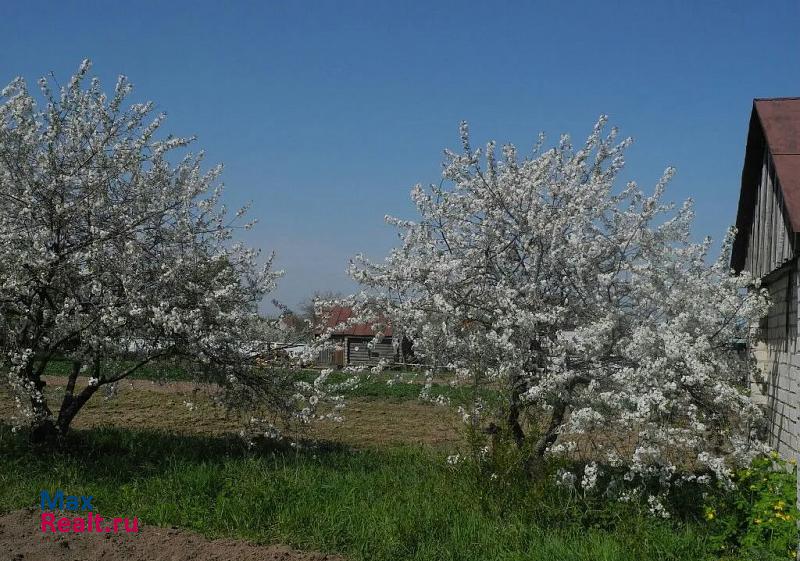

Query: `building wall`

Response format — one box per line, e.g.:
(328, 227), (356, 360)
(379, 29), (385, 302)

(316, 336), (397, 367)
(316, 336), (345, 367)
(751, 262), (800, 458)
(744, 148), (795, 278)
(346, 336), (396, 365)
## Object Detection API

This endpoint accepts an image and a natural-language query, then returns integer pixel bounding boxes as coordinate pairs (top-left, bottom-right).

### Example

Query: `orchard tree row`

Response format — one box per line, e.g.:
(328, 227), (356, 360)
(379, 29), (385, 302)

(0, 62), (770, 510)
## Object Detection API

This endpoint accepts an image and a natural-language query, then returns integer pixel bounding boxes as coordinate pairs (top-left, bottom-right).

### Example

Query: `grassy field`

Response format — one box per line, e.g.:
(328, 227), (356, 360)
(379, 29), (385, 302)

(41, 358), (475, 403)
(0, 372), (795, 561)
(0, 425), (739, 561)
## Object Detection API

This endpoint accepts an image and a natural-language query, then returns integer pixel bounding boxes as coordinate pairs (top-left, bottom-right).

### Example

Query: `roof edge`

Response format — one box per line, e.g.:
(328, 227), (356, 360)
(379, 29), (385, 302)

(754, 96), (800, 102)
(731, 102), (765, 272)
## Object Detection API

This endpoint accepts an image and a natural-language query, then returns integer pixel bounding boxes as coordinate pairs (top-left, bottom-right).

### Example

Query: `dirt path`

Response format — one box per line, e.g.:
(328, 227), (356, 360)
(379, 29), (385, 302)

(0, 508), (344, 561)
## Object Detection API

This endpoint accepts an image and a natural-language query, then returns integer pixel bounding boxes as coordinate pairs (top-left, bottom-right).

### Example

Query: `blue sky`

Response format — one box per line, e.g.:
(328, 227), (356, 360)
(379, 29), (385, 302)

(2, 1), (798, 310)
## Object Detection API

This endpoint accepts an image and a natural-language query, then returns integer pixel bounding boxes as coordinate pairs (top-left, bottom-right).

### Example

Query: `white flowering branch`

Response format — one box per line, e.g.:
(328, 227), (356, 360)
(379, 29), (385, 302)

(0, 61), (297, 441)
(350, 118), (771, 497)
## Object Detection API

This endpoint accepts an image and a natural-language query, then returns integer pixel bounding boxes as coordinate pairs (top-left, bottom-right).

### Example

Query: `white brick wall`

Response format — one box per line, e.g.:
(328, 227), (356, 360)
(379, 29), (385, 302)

(751, 264), (800, 458)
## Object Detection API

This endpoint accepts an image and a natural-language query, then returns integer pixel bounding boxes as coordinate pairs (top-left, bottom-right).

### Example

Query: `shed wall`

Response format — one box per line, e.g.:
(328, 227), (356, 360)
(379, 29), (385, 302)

(347, 337), (396, 365)
(751, 262), (800, 458)
(745, 149), (795, 278)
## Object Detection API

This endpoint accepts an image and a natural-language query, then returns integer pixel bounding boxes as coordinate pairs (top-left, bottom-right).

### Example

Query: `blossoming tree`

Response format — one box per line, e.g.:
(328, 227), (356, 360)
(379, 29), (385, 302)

(350, 119), (770, 494)
(0, 61), (292, 441)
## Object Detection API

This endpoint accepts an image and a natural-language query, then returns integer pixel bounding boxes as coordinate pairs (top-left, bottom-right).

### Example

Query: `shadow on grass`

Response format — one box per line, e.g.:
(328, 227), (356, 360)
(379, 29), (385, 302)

(0, 422), (381, 488)
(0, 423), (786, 561)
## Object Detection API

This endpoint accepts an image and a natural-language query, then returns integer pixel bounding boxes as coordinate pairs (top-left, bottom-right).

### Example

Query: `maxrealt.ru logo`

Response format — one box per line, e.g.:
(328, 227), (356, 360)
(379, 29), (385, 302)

(39, 490), (139, 534)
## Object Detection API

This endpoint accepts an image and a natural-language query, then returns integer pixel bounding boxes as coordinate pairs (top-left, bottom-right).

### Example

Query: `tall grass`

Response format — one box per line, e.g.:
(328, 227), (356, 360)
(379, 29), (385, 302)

(0, 425), (756, 561)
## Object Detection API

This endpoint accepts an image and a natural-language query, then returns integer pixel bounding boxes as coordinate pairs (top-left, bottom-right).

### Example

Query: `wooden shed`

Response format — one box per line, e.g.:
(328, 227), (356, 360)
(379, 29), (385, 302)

(314, 306), (399, 367)
(731, 98), (800, 464)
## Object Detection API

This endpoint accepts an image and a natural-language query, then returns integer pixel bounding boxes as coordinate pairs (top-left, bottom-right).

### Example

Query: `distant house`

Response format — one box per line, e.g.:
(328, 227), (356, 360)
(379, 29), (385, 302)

(277, 312), (303, 333)
(731, 98), (800, 462)
(314, 306), (404, 367)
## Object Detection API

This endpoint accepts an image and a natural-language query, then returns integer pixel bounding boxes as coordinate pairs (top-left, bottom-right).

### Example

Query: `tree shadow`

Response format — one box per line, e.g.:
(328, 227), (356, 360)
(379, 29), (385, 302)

(0, 422), (378, 488)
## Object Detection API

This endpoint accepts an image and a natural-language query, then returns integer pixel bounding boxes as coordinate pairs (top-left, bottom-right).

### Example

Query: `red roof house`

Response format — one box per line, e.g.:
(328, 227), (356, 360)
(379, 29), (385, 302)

(314, 306), (397, 367)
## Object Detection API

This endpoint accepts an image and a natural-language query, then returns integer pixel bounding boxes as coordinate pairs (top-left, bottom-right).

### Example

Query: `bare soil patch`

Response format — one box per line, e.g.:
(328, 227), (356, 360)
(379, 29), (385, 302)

(0, 508), (344, 561)
(0, 376), (461, 448)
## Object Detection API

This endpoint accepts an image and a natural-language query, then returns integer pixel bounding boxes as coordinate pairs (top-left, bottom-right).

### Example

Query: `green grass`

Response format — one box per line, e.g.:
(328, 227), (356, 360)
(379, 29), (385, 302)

(0, 425), (759, 561)
(325, 377), (487, 404)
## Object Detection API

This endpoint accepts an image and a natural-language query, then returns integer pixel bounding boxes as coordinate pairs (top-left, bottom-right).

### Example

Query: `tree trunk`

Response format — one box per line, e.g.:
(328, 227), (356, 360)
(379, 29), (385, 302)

(30, 418), (58, 444)
(533, 397), (568, 458)
(507, 374), (526, 448)
(55, 376), (99, 437)
(29, 361), (99, 444)
(517, 397), (568, 478)
(27, 354), (161, 444)
(26, 360), (55, 444)
(528, 374), (589, 472)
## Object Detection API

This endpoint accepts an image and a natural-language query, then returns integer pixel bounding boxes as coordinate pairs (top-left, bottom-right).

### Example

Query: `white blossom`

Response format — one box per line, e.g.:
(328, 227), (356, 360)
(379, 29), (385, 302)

(349, 118), (770, 493)
(446, 454), (462, 465)
(0, 61), (295, 439)
(581, 462), (600, 491)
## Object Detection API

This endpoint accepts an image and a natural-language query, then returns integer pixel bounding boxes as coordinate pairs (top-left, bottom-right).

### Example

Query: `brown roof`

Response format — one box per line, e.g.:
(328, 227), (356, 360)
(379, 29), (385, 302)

(314, 306), (393, 337)
(731, 98), (800, 271)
